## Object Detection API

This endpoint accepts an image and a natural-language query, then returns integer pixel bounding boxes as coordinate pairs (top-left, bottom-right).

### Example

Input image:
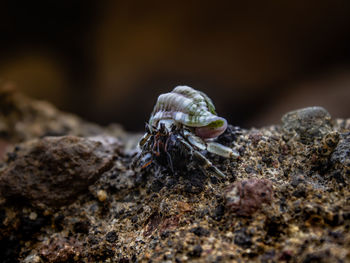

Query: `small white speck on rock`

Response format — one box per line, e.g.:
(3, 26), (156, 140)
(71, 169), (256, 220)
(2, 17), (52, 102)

(29, 212), (37, 220)
(97, 189), (108, 202)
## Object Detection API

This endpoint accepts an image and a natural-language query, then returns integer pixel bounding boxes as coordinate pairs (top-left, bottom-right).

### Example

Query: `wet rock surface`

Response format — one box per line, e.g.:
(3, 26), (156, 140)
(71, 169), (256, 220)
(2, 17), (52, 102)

(0, 90), (349, 262)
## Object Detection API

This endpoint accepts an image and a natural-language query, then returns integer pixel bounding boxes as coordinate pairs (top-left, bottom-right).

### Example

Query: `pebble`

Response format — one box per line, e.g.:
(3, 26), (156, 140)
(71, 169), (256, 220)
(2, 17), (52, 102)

(234, 228), (252, 248)
(29, 212), (37, 221)
(23, 254), (41, 263)
(97, 189), (108, 202)
(105, 231), (118, 243)
(330, 132), (350, 182)
(331, 132), (350, 168)
(281, 106), (332, 144)
(187, 245), (202, 258)
(225, 178), (273, 216)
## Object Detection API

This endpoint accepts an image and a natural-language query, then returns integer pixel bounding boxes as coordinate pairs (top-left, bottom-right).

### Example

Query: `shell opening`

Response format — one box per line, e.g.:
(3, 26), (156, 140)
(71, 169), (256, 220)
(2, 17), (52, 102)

(195, 117), (227, 139)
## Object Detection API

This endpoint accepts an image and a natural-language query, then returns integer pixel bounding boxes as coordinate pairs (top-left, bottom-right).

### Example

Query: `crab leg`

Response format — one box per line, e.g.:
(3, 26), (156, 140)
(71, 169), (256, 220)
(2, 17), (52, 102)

(139, 132), (151, 147)
(192, 151), (226, 178)
(183, 130), (239, 158)
(178, 139), (225, 177)
(206, 142), (239, 158)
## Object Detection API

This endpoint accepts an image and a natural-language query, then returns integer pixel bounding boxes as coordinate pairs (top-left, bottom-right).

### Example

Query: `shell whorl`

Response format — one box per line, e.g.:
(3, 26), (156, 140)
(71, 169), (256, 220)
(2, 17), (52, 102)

(149, 86), (227, 138)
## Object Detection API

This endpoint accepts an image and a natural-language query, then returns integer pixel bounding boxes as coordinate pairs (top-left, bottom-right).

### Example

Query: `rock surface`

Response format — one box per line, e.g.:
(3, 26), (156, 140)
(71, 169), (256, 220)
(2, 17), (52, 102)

(0, 87), (349, 263)
(0, 136), (115, 208)
(331, 132), (350, 173)
(225, 178), (273, 216)
(281, 106), (332, 144)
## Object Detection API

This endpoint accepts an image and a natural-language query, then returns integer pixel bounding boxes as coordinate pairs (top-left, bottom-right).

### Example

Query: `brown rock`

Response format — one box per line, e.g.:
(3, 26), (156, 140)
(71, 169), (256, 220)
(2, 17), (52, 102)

(225, 178), (273, 216)
(0, 85), (109, 143)
(39, 236), (82, 262)
(0, 136), (114, 208)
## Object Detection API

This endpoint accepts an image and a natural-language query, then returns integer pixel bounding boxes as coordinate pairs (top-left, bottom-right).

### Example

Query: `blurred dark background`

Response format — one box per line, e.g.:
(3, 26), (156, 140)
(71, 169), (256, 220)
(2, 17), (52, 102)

(1, 1), (350, 131)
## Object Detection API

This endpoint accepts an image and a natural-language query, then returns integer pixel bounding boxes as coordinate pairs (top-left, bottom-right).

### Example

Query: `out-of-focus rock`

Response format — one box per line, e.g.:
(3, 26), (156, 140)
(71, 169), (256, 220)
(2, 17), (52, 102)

(38, 236), (82, 262)
(225, 178), (273, 216)
(0, 139), (11, 160)
(331, 132), (350, 182)
(281, 106), (332, 144)
(0, 136), (114, 208)
(0, 85), (123, 143)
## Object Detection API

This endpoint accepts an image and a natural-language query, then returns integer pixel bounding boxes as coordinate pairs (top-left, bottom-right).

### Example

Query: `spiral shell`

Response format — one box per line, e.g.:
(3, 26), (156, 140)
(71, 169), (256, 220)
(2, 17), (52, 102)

(149, 86), (227, 138)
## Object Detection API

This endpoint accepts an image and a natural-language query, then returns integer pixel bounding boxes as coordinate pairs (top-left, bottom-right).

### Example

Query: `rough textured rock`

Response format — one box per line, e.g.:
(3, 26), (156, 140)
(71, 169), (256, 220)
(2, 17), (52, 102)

(0, 91), (350, 263)
(0, 85), (127, 143)
(281, 106), (332, 144)
(225, 178), (273, 216)
(330, 132), (350, 185)
(331, 132), (350, 170)
(37, 236), (83, 262)
(0, 136), (115, 208)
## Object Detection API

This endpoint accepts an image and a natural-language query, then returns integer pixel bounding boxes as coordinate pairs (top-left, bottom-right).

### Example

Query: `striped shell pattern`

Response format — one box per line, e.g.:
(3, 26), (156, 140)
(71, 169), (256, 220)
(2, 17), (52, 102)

(149, 86), (227, 138)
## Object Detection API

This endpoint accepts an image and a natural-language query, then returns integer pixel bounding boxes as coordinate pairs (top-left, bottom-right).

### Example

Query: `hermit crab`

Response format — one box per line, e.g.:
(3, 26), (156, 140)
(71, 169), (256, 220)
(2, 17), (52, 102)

(136, 86), (238, 177)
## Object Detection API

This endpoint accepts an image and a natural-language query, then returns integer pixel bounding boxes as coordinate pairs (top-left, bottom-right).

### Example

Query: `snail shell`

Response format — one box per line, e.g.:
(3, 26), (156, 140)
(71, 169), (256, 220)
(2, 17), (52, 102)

(149, 86), (227, 139)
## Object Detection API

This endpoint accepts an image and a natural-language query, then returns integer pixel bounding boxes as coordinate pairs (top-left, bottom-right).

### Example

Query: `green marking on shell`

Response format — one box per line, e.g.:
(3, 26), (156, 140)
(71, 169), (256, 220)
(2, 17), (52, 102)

(149, 86), (226, 130)
(198, 91), (216, 115)
(206, 119), (225, 128)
